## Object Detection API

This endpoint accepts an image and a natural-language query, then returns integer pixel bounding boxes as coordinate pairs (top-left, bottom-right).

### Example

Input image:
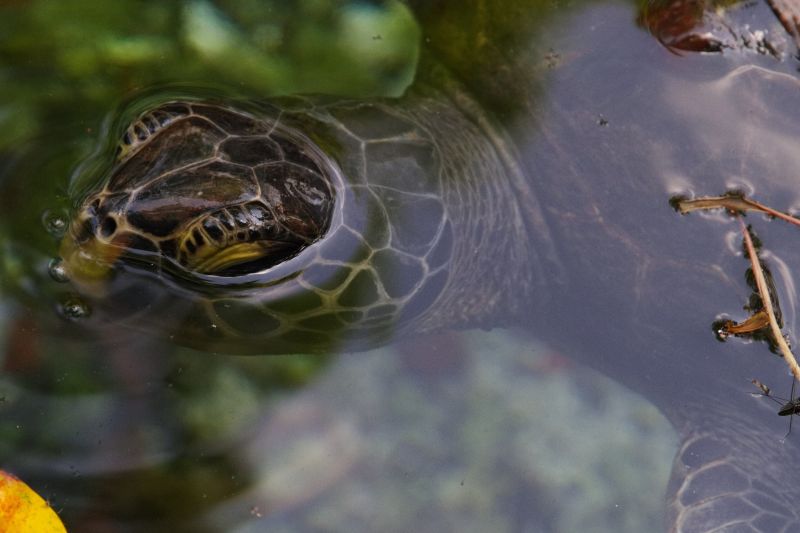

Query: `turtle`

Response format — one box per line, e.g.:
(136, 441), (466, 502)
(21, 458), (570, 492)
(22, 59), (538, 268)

(33, 0), (800, 530)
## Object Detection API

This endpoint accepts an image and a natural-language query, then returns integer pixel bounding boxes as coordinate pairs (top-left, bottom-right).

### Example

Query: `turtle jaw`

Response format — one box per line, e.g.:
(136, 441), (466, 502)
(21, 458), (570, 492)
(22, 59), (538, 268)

(175, 201), (318, 276)
(58, 225), (124, 293)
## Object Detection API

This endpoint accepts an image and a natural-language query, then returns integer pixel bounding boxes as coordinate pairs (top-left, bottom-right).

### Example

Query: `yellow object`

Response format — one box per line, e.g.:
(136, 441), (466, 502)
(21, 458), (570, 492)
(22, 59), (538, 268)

(0, 470), (67, 533)
(59, 232), (119, 288)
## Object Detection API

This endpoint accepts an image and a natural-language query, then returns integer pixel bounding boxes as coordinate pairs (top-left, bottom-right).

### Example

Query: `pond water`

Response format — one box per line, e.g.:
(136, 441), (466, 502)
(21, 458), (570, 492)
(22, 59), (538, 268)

(0, 325), (676, 532)
(4, 0), (800, 531)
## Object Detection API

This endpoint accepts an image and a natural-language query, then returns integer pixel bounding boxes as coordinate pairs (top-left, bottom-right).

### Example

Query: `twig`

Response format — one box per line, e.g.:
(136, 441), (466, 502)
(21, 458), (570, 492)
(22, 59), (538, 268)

(675, 194), (800, 228)
(739, 217), (800, 381)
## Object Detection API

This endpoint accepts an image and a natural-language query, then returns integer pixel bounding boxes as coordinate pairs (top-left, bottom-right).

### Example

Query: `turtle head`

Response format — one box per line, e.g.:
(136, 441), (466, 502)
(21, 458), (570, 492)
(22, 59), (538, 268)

(59, 98), (454, 354)
(62, 102), (335, 286)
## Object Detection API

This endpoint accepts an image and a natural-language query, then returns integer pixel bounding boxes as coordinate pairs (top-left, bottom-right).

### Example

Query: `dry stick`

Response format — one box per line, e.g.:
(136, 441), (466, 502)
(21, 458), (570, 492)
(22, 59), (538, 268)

(678, 195), (800, 228)
(739, 217), (800, 382)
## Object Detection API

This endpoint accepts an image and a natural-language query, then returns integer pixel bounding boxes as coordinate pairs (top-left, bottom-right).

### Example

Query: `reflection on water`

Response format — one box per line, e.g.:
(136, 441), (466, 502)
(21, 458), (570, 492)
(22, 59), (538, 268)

(8, 0), (800, 530)
(0, 324), (675, 531)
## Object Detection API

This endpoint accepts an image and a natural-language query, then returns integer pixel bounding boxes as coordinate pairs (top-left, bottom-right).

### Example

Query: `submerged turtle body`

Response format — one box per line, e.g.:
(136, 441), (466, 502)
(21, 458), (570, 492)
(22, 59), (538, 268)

(56, 0), (800, 531)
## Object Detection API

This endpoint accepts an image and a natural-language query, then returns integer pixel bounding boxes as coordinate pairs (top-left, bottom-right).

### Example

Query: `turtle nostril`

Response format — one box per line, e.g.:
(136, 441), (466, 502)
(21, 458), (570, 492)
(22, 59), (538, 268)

(100, 217), (117, 238)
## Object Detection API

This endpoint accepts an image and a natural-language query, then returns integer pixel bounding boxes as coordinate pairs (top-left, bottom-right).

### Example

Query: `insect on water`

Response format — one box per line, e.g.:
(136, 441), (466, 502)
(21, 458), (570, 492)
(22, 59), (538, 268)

(752, 378), (800, 438)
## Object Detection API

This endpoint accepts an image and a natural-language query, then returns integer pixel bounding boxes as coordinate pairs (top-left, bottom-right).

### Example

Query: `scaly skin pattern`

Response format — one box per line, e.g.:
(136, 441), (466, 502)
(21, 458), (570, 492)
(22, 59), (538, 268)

(64, 90), (531, 354)
(407, 1), (800, 532)
(666, 405), (800, 532)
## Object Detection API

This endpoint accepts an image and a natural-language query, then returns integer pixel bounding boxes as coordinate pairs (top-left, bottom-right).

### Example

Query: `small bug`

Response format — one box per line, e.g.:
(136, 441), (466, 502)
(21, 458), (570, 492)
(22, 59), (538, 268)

(752, 378), (800, 438)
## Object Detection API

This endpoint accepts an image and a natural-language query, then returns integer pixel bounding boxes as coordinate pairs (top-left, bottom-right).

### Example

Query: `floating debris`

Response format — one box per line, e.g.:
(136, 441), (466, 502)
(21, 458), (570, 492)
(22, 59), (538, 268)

(674, 191), (800, 387)
(671, 191), (800, 227)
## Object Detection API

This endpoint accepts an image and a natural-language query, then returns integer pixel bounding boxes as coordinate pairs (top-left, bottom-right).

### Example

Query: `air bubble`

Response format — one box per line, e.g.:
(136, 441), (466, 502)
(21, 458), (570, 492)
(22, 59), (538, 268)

(48, 258), (69, 282)
(42, 209), (68, 237)
(59, 296), (91, 320)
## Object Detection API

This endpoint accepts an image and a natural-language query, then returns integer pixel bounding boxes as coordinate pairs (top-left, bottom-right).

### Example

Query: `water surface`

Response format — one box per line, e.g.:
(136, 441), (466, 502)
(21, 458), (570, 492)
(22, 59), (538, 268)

(13, 0), (793, 531)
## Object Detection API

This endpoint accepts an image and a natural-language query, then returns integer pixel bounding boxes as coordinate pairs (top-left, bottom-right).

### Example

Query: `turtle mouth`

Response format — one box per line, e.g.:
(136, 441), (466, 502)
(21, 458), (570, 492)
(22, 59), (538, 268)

(176, 200), (318, 276)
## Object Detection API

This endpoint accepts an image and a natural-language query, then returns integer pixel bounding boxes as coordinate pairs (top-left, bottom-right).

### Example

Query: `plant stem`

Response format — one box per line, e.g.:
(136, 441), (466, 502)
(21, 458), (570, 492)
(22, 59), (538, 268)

(739, 217), (800, 381)
(677, 195), (800, 228)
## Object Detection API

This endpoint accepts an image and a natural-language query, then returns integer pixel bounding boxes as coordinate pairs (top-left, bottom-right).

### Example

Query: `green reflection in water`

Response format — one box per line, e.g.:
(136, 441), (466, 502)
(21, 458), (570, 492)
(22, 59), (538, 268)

(0, 0), (419, 286)
(0, 1), (416, 530)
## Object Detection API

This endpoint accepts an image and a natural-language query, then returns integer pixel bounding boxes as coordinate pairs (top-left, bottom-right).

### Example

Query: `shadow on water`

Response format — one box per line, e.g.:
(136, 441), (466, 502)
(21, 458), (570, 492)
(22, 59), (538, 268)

(12, 0), (800, 530)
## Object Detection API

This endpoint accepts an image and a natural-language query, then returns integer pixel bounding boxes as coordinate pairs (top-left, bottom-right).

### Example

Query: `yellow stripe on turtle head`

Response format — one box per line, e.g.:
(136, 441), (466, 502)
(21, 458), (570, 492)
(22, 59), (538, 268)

(188, 242), (274, 274)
